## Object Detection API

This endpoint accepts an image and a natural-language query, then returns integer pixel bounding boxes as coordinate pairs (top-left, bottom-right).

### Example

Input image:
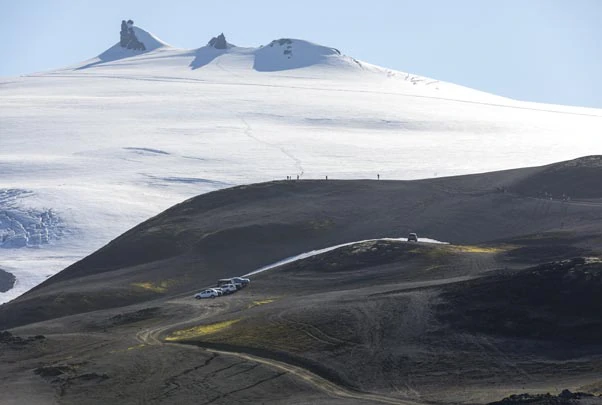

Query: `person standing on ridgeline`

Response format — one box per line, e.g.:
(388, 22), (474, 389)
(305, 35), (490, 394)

(377, 174), (380, 180)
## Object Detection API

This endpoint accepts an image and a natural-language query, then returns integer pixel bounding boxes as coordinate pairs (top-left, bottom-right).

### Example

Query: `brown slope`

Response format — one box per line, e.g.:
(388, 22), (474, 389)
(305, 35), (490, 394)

(1, 156), (602, 328)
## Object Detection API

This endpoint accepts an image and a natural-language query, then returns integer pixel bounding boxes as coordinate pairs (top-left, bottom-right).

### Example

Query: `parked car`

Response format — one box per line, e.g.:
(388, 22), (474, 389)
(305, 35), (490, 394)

(407, 233), (418, 242)
(194, 289), (218, 299)
(218, 278), (244, 290)
(220, 284), (238, 294)
(231, 277), (250, 287)
(210, 288), (224, 296)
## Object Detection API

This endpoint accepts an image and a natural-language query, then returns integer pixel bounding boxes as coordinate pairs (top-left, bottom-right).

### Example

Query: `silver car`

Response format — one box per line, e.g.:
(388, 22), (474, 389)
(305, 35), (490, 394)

(194, 289), (218, 299)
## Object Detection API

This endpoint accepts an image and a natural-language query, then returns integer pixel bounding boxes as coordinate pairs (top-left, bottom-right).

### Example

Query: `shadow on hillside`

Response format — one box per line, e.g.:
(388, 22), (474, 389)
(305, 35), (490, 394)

(189, 47), (226, 70)
(76, 46), (147, 70)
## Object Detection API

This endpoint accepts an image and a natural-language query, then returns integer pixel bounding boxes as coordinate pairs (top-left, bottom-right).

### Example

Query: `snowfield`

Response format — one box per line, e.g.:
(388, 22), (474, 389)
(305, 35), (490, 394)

(1, 26), (602, 303)
(244, 237), (449, 277)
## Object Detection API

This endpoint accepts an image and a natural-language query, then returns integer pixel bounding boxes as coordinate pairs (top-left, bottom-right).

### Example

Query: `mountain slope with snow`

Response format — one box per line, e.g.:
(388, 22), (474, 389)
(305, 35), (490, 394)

(1, 24), (602, 303)
(76, 25), (172, 70)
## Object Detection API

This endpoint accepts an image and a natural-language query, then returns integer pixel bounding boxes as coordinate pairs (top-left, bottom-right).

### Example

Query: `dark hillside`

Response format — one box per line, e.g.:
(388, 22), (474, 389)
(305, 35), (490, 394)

(509, 156), (602, 199)
(2, 157), (602, 328)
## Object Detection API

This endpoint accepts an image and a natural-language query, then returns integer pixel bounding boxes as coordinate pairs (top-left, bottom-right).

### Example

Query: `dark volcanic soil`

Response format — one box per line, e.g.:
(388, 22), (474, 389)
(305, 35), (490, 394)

(4, 156), (602, 328)
(509, 156), (602, 199)
(1, 156), (602, 404)
(440, 258), (602, 344)
(0, 267), (16, 293)
(488, 389), (601, 404)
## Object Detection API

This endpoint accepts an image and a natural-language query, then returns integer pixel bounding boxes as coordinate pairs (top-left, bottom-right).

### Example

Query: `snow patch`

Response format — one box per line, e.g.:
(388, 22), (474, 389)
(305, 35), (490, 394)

(418, 238), (450, 244)
(244, 237), (449, 277)
(130, 26), (171, 50)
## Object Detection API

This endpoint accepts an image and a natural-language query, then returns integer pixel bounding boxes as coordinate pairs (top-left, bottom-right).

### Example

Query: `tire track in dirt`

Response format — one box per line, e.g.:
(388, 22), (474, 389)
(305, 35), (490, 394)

(135, 303), (424, 404)
(203, 348), (424, 405)
(135, 299), (231, 346)
(273, 309), (356, 347)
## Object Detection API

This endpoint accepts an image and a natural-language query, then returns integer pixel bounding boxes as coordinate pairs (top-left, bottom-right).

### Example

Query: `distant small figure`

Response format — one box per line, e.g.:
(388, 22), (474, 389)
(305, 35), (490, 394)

(297, 175), (299, 180)
(377, 174), (380, 180)
(325, 175), (328, 180)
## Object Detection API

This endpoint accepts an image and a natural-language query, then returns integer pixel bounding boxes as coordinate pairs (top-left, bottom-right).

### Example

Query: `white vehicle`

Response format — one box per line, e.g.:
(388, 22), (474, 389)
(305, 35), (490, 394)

(220, 284), (238, 294)
(231, 277), (250, 287)
(210, 288), (224, 296)
(218, 278), (243, 290)
(194, 289), (218, 299)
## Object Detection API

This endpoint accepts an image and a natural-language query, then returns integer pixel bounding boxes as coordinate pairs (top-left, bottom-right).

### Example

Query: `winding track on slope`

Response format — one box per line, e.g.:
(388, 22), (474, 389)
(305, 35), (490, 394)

(136, 326), (423, 405)
(203, 348), (423, 405)
(132, 238), (448, 404)
(133, 228), (595, 403)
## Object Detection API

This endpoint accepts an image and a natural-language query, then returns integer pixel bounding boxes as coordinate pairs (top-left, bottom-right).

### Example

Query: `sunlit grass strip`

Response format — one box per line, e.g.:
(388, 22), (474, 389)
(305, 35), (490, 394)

(451, 245), (506, 254)
(165, 319), (241, 341)
(247, 298), (277, 309)
(408, 244), (510, 258)
(131, 280), (177, 293)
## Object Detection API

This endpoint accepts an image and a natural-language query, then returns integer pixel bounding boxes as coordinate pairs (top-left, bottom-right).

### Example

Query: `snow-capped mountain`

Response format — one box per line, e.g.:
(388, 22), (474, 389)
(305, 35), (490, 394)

(1, 22), (601, 303)
(78, 23), (171, 69)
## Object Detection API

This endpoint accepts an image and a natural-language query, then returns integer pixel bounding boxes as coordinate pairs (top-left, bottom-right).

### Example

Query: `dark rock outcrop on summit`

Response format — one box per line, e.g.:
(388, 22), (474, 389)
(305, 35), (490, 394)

(119, 20), (146, 51)
(208, 33), (229, 49)
(190, 33), (234, 69)
(0, 268), (15, 293)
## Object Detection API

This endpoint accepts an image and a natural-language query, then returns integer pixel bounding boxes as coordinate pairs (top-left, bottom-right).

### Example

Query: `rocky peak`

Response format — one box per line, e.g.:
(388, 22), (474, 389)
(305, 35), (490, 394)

(119, 19), (146, 51)
(208, 33), (229, 49)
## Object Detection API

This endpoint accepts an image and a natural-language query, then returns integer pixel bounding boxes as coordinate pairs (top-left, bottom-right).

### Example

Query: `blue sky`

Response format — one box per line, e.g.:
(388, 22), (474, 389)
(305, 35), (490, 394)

(1, 0), (600, 108)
